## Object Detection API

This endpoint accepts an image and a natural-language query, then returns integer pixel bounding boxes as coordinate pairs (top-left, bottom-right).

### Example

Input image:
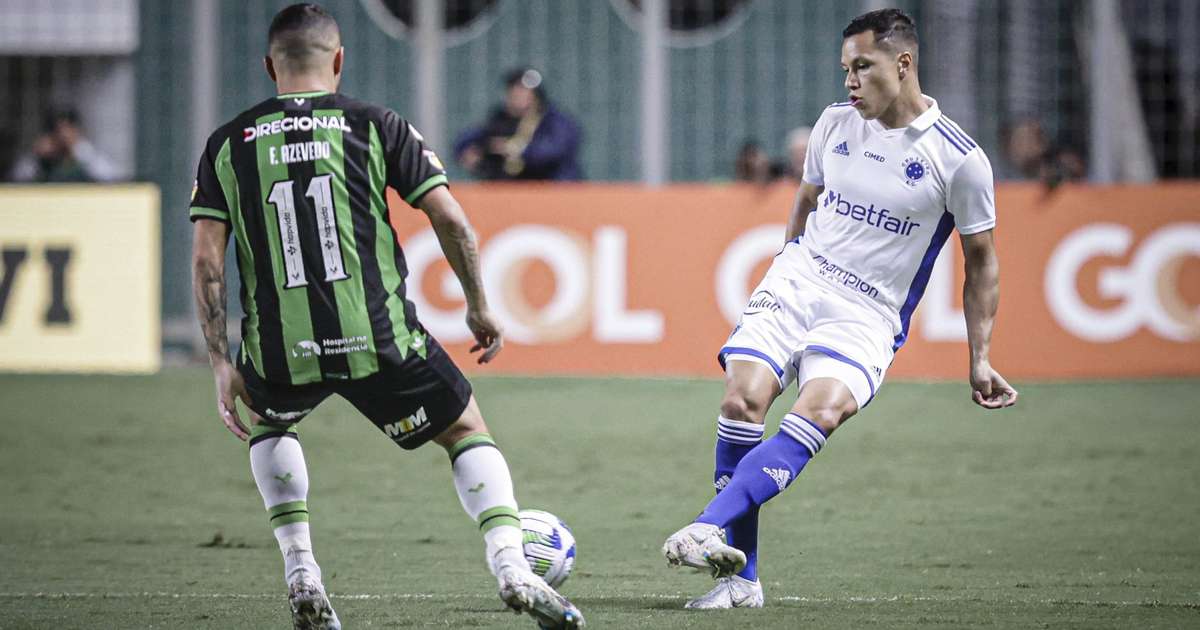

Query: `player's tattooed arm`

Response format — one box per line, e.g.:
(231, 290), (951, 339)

(418, 186), (504, 363)
(418, 186), (487, 309)
(192, 219), (232, 363)
(786, 182), (823, 242)
(192, 218), (253, 439)
(961, 229), (1017, 408)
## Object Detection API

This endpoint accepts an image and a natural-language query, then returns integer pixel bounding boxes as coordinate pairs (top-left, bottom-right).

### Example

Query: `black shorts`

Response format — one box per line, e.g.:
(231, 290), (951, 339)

(239, 336), (472, 450)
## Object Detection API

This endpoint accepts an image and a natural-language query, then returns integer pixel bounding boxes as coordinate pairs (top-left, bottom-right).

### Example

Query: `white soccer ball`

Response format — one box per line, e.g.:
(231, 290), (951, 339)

(519, 509), (576, 588)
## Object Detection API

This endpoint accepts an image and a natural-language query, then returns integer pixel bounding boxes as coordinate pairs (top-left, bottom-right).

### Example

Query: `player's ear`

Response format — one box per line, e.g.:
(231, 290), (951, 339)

(332, 47), (344, 78)
(897, 51), (912, 81)
(264, 56), (277, 83)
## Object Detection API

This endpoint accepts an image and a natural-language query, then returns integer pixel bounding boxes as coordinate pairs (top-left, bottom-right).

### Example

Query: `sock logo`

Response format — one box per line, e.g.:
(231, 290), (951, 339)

(762, 467), (791, 492)
(274, 472), (293, 485)
(467, 482), (486, 493)
(714, 474), (731, 492)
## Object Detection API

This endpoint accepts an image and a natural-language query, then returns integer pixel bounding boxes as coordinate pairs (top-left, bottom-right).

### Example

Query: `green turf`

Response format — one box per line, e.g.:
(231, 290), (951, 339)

(1, 370), (1198, 629)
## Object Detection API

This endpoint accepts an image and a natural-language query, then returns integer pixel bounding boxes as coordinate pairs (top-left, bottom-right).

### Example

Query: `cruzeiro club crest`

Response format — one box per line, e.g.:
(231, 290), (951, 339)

(901, 156), (930, 188)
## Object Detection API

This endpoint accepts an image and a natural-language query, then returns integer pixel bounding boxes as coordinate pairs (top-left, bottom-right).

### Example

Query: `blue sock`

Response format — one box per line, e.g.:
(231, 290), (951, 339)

(697, 414), (827, 531)
(714, 416), (764, 581)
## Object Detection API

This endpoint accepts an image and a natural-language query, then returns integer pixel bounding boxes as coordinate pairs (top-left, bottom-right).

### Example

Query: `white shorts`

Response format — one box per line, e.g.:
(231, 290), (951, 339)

(718, 266), (896, 409)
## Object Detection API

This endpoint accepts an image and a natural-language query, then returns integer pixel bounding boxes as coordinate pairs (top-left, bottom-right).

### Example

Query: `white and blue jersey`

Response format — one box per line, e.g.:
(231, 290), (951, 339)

(796, 95), (996, 347)
(720, 96), (995, 407)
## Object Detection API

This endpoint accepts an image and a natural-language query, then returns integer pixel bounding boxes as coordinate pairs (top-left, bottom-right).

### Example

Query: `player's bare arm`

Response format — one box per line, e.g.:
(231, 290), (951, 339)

(191, 218), (252, 439)
(785, 181), (823, 242)
(417, 186), (503, 363)
(961, 229), (1018, 409)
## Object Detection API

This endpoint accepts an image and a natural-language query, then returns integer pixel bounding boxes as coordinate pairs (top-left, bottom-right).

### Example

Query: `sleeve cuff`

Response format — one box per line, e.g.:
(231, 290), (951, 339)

(190, 206), (230, 222)
(956, 219), (995, 235)
(403, 174), (449, 206)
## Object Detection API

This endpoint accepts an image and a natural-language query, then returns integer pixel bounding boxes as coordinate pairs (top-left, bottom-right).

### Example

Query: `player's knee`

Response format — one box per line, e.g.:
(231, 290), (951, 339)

(800, 403), (855, 436)
(720, 393), (767, 424)
(432, 397), (489, 451)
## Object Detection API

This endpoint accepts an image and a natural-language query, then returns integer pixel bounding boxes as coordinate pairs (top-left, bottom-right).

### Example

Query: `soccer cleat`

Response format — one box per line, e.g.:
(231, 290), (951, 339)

(288, 573), (341, 630)
(497, 565), (586, 629)
(662, 522), (747, 578)
(683, 575), (764, 609)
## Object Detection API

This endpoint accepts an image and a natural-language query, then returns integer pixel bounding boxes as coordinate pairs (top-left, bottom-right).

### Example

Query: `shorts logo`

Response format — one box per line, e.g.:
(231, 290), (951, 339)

(383, 407), (428, 439)
(292, 340), (322, 358)
(902, 156), (930, 187)
(744, 290), (782, 315)
(265, 407), (311, 422)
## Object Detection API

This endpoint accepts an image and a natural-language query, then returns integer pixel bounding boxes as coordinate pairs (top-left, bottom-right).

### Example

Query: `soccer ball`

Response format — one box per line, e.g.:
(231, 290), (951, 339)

(519, 509), (576, 588)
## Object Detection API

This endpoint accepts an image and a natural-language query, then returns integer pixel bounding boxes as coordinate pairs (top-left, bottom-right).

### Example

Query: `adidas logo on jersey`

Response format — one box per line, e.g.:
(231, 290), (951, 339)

(833, 141), (850, 156)
(762, 467), (791, 492)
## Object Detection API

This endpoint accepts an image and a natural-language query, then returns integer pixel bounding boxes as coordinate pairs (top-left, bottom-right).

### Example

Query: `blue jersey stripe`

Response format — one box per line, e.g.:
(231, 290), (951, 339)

(942, 117), (977, 148)
(933, 121), (969, 155)
(893, 211), (957, 351)
(940, 117), (976, 148)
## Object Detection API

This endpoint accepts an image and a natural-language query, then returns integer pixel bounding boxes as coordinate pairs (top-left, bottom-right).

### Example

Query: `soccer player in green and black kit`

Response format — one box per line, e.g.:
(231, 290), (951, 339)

(189, 5), (584, 629)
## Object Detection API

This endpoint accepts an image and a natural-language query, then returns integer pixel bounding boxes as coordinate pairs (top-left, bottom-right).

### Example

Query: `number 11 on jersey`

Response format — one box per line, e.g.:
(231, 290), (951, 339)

(267, 174), (349, 289)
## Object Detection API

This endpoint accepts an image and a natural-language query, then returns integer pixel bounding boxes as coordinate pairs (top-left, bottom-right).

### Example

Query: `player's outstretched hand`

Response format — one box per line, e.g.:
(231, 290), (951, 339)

(213, 359), (253, 440)
(970, 362), (1018, 409)
(467, 306), (504, 364)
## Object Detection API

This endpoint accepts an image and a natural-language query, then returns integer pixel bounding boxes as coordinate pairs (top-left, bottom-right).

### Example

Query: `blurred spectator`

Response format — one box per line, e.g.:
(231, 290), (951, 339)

(735, 140), (770, 184)
(8, 109), (126, 183)
(734, 139), (788, 185)
(784, 126), (811, 181)
(1002, 117), (1085, 189)
(453, 68), (582, 181)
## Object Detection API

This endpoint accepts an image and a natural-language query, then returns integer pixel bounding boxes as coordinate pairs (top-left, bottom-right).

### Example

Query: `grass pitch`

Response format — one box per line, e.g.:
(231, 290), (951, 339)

(1, 370), (1198, 629)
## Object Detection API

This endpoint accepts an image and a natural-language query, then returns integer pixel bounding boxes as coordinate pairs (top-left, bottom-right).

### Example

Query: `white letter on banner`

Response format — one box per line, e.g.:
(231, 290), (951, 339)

(716, 225), (785, 326)
(1045, 224), (1140, 342)
(482, 225), (589, 344)
(593, 226), (663, 342)
(1131, 224), (1200, 341)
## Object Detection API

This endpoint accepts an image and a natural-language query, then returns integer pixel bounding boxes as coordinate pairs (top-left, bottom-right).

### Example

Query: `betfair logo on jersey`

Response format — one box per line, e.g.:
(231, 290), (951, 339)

(243, 115), (351, 142)
(823, 189), (922, 236)
(383, 407), (428, 439)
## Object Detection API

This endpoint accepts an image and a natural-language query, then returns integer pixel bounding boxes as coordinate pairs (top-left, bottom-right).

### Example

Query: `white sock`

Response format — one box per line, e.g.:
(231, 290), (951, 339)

(449, 434), (528, 575)
(250, 434), (321, 584)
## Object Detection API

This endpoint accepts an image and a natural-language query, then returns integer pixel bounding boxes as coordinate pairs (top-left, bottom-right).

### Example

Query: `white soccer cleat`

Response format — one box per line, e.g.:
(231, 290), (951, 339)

(497, 565), (586, 629)
(684, 575), (764, 609)
(287, 573), (341, 630)
(662, 522), (747, 578)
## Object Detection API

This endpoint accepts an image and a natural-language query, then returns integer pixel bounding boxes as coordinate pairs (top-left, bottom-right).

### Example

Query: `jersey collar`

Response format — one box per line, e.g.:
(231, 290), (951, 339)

(907, 95), (941, 132)
(276, 90), (332, 99)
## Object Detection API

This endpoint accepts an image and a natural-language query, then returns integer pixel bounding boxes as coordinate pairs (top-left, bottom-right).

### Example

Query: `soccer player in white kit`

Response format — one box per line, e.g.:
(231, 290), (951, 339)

(662, 8), (1019, 609)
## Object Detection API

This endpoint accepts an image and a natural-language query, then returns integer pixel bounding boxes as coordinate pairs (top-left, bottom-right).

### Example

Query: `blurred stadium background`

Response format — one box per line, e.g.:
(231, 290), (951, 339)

(1, 1), (1198, 628)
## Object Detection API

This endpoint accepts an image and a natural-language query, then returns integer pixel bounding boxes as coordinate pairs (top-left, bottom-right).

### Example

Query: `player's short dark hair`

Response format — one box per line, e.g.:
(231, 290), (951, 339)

(843, 9), (918, 57)
(268, 3), (341, 73)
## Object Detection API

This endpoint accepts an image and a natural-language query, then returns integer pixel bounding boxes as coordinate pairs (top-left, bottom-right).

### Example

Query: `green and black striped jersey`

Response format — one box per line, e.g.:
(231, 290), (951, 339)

(189, 90), (448, 385)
